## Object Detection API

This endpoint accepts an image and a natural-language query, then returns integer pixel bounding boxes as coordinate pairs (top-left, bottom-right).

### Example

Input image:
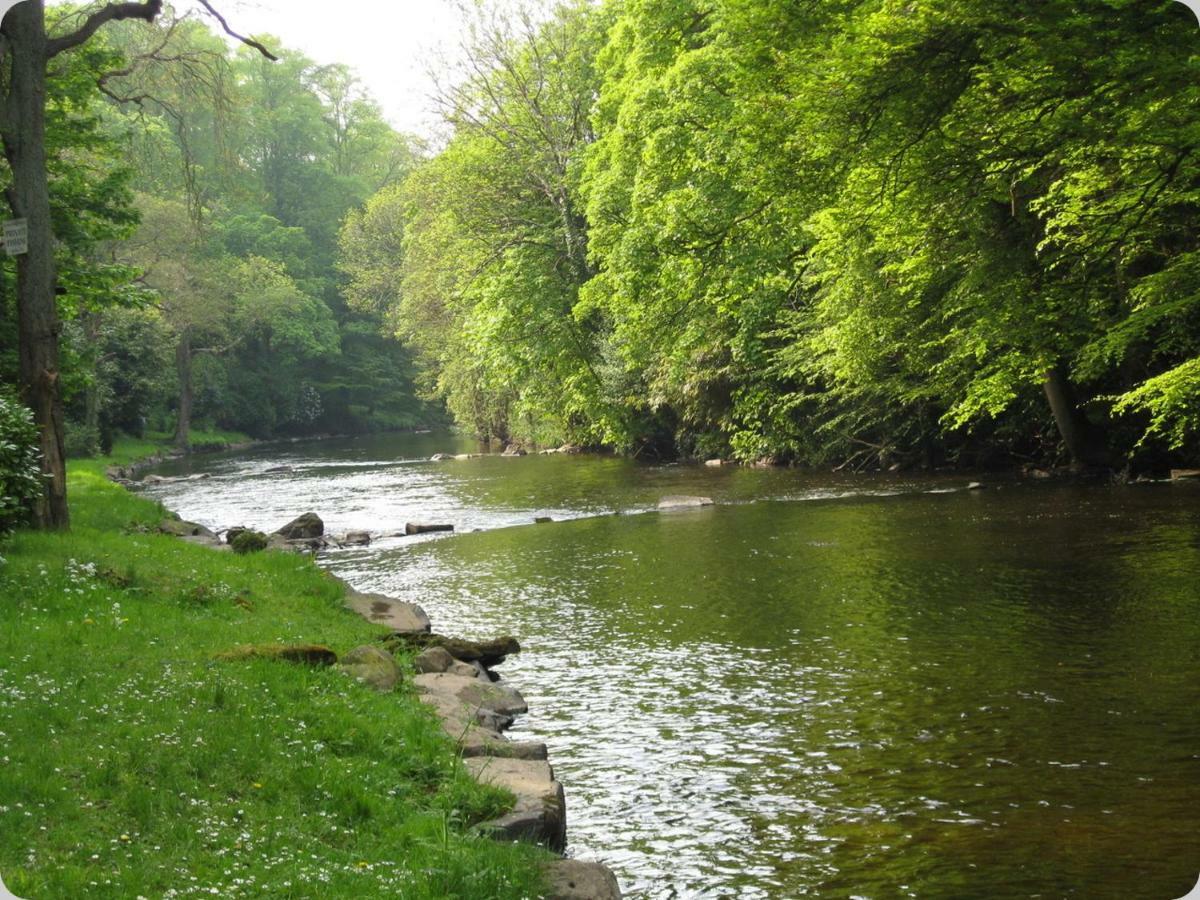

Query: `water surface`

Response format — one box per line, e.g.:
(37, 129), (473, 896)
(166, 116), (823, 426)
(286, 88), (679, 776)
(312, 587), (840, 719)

(145, 433), (1200, 898)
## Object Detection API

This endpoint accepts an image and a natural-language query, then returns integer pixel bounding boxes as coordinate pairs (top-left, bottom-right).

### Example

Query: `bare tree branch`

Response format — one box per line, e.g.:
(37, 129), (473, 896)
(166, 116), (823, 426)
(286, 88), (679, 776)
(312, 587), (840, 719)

(46, 1), (164, 58)
(196, 0), (278, 61)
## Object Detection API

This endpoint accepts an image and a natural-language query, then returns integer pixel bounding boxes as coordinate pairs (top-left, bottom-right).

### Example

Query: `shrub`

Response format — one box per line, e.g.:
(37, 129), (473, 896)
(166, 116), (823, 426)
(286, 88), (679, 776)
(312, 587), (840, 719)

(231, 530), (268, 554)
(64, 421), (100, 458)
(0, 392), (43, 533)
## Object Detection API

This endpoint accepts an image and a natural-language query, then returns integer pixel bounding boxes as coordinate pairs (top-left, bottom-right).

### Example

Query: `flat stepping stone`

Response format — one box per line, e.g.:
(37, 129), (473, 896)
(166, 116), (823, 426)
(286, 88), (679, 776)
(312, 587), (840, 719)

(657, 495), (714, 509)
(465, 757), (566, 851)
(413, 672), (527, 718)
(416, 693), (546, 759)
(345, 591), (431, 633)
(542, 860), (623, 899)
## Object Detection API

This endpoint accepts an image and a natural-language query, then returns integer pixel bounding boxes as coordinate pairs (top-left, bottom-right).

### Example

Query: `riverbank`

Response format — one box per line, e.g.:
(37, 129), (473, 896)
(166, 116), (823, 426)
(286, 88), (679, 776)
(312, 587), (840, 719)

(0, 452), (555, 897)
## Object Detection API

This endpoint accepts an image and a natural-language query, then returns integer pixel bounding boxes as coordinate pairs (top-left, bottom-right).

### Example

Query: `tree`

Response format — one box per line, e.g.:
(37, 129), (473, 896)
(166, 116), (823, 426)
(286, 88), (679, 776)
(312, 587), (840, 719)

(346, 1), (613, 446)
(0, 0), (274, 529)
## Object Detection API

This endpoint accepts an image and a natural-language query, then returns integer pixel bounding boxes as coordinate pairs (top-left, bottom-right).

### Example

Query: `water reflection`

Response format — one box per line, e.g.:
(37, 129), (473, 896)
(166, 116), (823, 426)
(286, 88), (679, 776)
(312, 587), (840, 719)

(143, 434), (1200, 898)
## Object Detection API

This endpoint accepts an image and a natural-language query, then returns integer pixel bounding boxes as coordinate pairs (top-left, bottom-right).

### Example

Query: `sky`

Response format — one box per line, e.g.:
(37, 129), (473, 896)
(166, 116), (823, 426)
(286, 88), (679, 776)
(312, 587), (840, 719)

(215, 0), (469, 136)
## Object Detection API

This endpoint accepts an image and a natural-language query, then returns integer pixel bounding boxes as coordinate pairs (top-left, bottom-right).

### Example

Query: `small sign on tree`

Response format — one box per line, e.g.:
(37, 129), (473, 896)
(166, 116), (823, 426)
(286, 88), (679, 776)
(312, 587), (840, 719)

(3, 218), (28, 256)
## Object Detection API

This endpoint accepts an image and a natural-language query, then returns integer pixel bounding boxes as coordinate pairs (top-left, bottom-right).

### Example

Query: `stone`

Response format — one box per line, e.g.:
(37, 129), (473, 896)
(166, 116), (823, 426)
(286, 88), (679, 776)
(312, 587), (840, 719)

(470, 740), (549, 761)
(466, 757), (566, 852)
(225, 526), (248, 544)
(704, 459), (725, 467)
(266, 533), (292, 551)
(534, 516), (553, 524)
(187, 473), (210, 481)
(337, 645), (400, 692)
(501, 445), (526, 457)
(273, 512), (324, 539)
(341, 531), (372, 546)
(657, 495), (714, 510)
(105, 465), (125, 480)
(216, 643), (337, 666)
(142, 474), (167, 484)
(158, 518), (217, 539)
(264, 465), (294, 474)
(413, 672), (528, 718)
(384, 633), (521, 668)
(414, 692), (547, 760)
(448, 659), (484, 678)
(405, 522), (454, 535)
(230, 530), (268, 554)
(967, 482), (985, 491)
(1170, 469), (1200, 480)
(179, 534), (228, 550)
(345, 591), (431, 633)
(413, 646), (456, 673)
(430, 453), (454, 461)
(542, 861), (623, 900)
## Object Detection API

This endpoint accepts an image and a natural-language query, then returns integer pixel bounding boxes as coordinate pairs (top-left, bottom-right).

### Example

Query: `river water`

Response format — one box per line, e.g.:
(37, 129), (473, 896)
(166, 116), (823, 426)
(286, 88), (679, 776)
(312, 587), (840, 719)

(143, 432), (1200, 899)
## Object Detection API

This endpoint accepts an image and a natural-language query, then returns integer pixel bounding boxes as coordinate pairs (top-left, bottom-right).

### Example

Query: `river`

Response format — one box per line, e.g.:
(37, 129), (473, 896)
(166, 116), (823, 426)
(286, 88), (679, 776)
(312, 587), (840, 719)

(142, 432), (1200, 899)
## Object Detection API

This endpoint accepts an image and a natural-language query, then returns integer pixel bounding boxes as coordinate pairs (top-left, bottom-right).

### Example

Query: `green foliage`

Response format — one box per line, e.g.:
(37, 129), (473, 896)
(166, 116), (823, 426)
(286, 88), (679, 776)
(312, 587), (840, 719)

(51, 16), (435, 444)
(230, 529), (268, 554)
(348, 2), (615, 446)
(349, 0), (1200, 468)
(0, 392), (43, 534)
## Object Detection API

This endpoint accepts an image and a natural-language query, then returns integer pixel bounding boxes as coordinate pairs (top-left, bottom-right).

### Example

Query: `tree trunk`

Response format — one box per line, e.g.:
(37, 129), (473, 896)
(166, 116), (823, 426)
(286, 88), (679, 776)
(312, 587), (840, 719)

(174, 332), (193, 450)
(1043, 366), (1109, 470)
(1, 2), (69, 529)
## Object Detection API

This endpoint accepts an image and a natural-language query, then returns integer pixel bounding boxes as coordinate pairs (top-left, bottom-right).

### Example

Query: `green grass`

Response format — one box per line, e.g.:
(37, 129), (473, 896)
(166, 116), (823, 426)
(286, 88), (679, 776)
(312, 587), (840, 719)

(142, 427), (252, 448)
(71, 429), (253, 471)
(0, 464), (550, 898)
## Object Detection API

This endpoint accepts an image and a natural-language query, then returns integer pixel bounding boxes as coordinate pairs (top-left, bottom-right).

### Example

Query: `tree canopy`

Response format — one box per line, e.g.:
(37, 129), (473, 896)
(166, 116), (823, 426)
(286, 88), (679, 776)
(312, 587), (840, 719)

(338, 0), (1200, 470)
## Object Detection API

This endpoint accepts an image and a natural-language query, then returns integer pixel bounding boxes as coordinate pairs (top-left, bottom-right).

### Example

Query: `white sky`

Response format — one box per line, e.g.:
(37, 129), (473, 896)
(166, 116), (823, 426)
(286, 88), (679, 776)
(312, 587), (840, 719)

(215, 0), (468, 136)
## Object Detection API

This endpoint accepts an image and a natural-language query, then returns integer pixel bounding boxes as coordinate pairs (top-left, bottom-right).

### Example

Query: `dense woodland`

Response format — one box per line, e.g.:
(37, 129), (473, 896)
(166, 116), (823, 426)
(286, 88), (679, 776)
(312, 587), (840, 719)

(1, 3), (434, 455)
(5, 0), (1200, 475)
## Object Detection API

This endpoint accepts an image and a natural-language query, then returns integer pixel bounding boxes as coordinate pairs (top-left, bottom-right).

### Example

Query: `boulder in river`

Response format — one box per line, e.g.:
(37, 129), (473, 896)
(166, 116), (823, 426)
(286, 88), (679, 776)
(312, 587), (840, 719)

(501, 445), (527, 457)
(273, 512), (324, 539)
(1170, 469), (1200, 480)
(430, 453), (454, 461)
(414, 672), (529, 719)
(657, 495), (714, 510)
(264, 465), (294, 474)
(466, 757), (566, 852)
(405, 522), (454, 535)
(385, 632), (521, 668)
(341, 530), (371, 546)
(413, 646), (456, 674)
(542, 860), (623, 900)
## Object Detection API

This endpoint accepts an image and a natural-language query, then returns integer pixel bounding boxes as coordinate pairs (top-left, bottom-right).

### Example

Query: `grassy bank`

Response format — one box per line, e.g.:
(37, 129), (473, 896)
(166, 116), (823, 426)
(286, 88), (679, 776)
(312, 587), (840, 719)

(0, 452), (549, 898)
(81, 428), (253, 469)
